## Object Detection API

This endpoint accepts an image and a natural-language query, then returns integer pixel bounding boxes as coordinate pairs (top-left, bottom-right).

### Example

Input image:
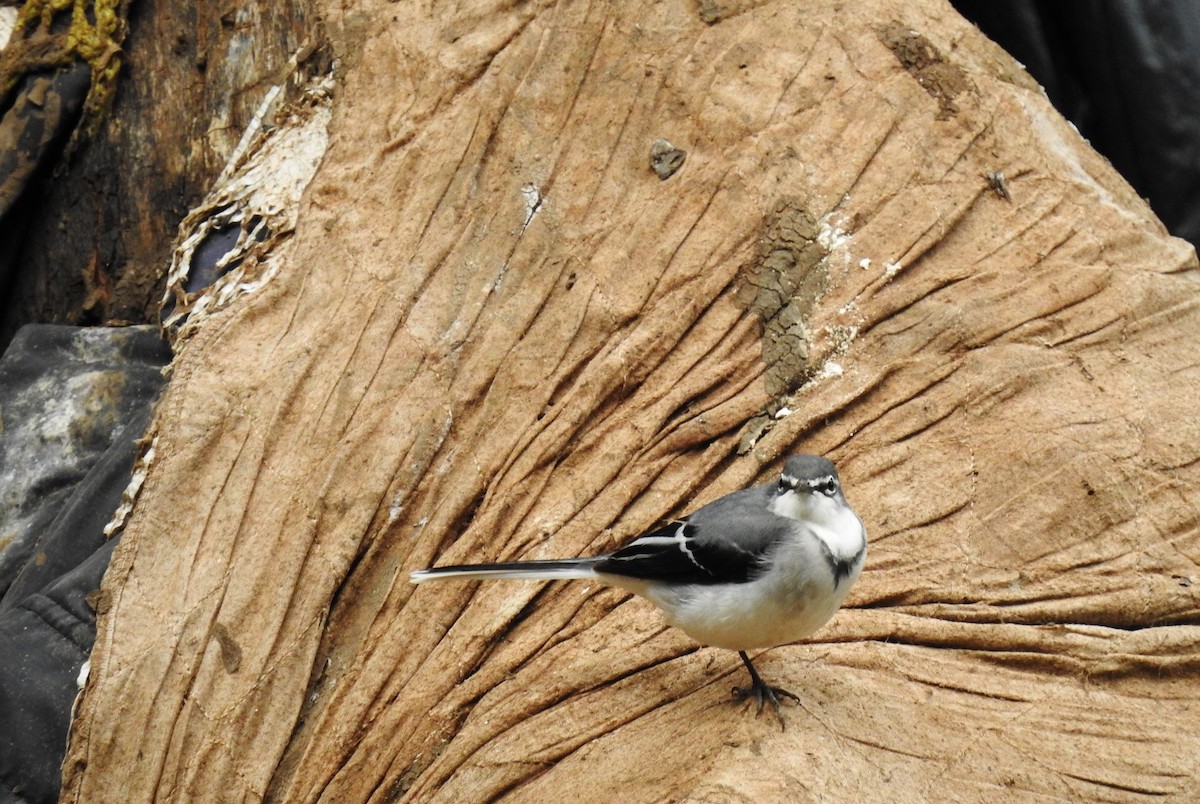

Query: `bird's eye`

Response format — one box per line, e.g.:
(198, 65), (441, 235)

(817, 478), (838, 496)
(778, 479), (789, 492)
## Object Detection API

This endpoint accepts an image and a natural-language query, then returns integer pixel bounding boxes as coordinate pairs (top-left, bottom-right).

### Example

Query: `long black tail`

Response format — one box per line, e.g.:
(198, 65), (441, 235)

(410, 557), (601, 583)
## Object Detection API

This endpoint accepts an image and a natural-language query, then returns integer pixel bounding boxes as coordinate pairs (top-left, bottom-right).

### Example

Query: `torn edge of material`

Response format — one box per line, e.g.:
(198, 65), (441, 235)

(159, 45), (336, 346)
(103, 429), (159, 539)
(520, 183), (543, 230)
(69, 659), (91, 727)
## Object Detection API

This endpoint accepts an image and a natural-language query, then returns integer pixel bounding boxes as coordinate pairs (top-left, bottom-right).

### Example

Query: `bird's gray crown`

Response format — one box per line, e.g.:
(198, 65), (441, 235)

(778, 454), (841, 494)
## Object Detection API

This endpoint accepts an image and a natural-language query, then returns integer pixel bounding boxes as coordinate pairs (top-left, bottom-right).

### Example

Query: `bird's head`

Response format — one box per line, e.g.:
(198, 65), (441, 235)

(769, 454), (848, 522)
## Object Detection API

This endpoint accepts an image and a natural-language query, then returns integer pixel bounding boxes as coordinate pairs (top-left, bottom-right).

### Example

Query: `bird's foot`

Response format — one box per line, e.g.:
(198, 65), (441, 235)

(732, 679), (800, 729)
(733, 650), (799, 730)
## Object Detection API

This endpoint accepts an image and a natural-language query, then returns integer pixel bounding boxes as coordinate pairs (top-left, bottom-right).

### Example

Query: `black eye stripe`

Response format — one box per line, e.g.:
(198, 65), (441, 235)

(780, 474), (837, 494)
(804, 476), (838, 495)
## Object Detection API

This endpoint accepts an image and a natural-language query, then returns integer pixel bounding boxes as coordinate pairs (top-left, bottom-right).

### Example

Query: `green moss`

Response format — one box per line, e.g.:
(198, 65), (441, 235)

(3, 0), (131, 149)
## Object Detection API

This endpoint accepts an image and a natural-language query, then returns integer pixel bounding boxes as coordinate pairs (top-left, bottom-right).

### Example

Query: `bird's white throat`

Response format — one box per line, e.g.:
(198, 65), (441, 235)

(771, 490), (864, 561)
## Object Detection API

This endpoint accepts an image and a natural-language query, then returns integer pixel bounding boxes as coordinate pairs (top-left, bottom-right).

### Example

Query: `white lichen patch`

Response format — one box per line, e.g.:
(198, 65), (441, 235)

(816, 215), (850, 252)
(828, 323), (859, 345)
(0, 7), (16, 49)
(386, 493), (405, 526)
(816, 360), (844, 380)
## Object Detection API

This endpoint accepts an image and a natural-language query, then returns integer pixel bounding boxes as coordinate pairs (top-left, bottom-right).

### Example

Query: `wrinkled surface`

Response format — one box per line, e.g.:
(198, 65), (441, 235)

(63, 1), (1200, 801)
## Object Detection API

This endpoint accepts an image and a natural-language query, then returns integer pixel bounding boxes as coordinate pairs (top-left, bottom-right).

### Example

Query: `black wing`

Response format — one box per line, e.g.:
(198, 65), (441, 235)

(594, 486), (787, 585)
(594, 521), (759, 584)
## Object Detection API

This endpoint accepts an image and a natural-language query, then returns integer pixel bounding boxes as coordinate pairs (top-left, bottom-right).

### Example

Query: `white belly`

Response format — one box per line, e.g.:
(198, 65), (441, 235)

(640, 552), (863, 651)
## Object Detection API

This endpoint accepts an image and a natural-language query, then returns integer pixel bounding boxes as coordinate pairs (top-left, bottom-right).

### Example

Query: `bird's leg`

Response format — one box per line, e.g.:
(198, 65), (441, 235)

(732, 650), (800, 729)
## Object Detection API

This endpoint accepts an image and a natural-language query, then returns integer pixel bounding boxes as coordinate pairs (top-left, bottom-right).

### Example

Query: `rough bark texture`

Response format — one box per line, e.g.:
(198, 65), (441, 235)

(0, 0), (315, 349)
(63, 0), (1200, 801)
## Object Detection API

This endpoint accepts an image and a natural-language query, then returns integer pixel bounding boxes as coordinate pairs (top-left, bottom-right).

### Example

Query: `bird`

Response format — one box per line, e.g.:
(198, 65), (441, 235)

(409, 454), (867, 727)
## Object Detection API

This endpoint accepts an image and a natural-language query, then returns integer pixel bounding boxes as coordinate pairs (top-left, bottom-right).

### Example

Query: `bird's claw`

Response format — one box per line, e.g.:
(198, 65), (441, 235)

(732, 680), (800, 729)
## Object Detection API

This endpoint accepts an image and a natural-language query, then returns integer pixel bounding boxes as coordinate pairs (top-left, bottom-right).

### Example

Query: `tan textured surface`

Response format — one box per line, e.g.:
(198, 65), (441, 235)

(63, 0), (1200, 801)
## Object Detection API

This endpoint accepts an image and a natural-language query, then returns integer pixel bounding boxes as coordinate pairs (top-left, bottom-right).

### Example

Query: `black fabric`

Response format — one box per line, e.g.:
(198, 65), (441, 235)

(0, 325), (170, 599)
(953, 1), (1200, 247)
(0, 325), (169, 803)
(0, 406), (152, 615)
(0, 541), (116, 804)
